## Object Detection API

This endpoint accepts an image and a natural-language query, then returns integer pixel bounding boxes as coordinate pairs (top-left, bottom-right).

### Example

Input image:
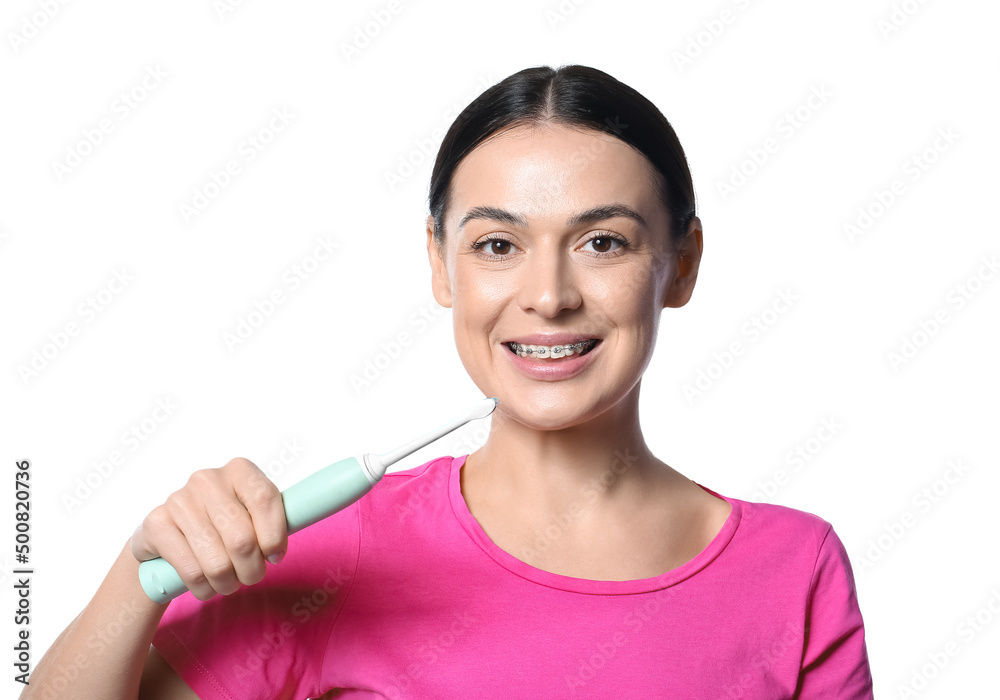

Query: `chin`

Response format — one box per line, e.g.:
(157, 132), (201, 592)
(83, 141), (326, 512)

(496, 391), (609, 431)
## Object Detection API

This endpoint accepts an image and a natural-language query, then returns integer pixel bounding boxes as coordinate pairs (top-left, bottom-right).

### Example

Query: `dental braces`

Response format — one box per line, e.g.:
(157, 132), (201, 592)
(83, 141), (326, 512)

(509, 339), (597, 355)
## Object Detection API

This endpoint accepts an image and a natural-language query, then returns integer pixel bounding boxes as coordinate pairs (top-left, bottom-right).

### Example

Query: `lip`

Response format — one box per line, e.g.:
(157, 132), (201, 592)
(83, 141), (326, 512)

(502, 333), (602, 346)
(500, 337), (602, 381)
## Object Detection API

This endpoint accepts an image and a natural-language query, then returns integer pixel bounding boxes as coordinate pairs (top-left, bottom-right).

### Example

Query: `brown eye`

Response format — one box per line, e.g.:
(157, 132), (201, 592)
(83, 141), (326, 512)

(583, 235), (625, 255)
(471, 235), (518, 259)
(591, 237), (613, 253)
(490, 240), (511, 255)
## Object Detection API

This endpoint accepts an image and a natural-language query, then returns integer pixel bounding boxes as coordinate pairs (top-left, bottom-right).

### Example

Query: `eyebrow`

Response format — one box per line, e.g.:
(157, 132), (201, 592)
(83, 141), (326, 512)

(457, 203), (647, 233)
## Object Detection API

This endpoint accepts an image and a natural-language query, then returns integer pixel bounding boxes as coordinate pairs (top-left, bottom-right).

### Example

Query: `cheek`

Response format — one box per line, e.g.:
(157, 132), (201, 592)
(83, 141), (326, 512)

(453, 268), (510, 314)
(595, 269), (662, 351)
(588, 266), (657, 314)
(451, 269), (509, 344)
(455, 272), (511, 308)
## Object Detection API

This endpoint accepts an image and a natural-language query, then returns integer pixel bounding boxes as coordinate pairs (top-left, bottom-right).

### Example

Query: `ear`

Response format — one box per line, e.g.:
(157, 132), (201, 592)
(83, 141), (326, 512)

(663, 216), (703, 309)
(426, 215), (453, 308)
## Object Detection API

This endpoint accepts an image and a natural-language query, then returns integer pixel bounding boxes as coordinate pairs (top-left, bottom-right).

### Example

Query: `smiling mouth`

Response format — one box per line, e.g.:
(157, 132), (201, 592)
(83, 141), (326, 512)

(504, 339), (600, 359)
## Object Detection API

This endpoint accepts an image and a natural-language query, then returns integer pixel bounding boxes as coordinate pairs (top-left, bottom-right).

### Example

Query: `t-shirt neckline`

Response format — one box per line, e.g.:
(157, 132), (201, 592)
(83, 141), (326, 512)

(448, 454), (742, 595)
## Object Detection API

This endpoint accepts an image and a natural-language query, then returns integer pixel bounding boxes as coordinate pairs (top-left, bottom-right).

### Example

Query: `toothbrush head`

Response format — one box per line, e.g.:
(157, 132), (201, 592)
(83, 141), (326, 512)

(468, 397), (499, 421)
(375, 396), (500, 471)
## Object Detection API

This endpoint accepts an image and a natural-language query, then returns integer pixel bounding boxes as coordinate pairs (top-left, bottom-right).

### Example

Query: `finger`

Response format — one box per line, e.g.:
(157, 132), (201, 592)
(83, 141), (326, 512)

(232, 462), (288, 565)
(133, 504), (224, 601)
(153, 519), (223, 602)
(208, 494), (268, 588)
(167, 488), (243, 598)
(131, 512), (174, 563)
(130, 521), (153, 561)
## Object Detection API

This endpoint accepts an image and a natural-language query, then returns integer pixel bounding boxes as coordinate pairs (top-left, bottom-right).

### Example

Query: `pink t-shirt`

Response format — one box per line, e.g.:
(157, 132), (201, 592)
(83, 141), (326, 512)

(152, 454), (873, 698)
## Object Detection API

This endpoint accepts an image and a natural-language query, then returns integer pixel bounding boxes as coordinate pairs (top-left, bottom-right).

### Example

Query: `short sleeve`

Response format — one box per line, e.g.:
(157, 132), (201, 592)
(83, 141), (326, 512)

(151, 501), (361, 700)
(798, 524), (874, 698)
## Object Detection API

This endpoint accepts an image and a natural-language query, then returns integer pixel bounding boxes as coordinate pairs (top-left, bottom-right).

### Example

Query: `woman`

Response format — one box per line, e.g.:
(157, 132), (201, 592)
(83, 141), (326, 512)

(25, 64), (873, 698)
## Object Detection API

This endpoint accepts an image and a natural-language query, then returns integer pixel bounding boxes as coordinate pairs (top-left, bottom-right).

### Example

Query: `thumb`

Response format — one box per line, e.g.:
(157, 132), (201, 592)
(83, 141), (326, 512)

(129, 521), (156, 562)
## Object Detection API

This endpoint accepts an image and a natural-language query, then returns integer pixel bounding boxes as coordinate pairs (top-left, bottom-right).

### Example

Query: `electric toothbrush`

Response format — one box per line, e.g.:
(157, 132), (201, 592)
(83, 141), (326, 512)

(138, 397), (499, 604)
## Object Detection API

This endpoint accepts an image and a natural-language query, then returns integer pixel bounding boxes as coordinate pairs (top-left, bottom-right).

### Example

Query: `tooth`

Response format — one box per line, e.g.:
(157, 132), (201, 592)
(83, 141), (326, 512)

(510, 341), (596, 359)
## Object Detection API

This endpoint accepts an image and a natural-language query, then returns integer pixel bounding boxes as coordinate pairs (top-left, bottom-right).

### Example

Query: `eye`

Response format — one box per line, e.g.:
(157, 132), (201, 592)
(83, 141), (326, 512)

(580, 233), (628, 256)
(470, 234), (519, 260)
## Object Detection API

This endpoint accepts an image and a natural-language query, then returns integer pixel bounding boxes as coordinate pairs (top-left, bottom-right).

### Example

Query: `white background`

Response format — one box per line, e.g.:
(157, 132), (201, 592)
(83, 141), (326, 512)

(2, 0), (998, 697)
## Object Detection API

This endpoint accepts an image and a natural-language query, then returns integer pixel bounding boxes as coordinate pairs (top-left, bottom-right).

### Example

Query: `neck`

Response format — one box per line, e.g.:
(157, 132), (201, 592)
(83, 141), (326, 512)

(464, 387), (671, 519)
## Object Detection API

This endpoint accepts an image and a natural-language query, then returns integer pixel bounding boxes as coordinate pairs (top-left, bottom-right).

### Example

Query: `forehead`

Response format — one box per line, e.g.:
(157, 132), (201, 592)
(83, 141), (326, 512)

(447, 123), (664, 230)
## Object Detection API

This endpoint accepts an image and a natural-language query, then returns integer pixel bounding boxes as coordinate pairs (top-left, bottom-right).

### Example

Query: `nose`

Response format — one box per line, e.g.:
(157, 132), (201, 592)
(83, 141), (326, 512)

(515, 245), (583, 317)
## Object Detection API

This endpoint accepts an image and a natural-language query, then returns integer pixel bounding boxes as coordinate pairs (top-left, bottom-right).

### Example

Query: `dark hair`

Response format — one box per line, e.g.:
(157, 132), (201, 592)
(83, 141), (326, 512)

(428, 64), (696, 249)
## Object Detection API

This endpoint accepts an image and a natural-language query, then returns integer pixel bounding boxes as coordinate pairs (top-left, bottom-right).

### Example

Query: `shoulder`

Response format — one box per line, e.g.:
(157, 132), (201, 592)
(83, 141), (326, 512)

(707, 489), (845, 577)
(379, 454), (454, 491)
(363, 454), (457, 523)
(383, 453), (454, 478)
(737, 497), (834, 544)
(716, 501), (873, 694)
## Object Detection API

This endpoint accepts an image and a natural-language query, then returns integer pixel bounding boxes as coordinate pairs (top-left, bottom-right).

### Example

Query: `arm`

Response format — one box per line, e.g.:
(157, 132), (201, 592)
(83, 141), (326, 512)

(140, 645), (199, 700)
(797, 525), (874, 699)
(24, 457), (288, 700)
(21, 539), (195, 699)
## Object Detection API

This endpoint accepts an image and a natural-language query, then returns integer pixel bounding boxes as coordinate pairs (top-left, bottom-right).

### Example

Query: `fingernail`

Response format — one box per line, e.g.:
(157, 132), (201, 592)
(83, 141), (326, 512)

(267, 552), (284, 565)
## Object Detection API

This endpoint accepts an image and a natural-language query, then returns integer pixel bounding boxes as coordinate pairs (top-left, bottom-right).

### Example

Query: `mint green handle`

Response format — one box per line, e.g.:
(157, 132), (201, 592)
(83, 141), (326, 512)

(138, 456), (374, 604)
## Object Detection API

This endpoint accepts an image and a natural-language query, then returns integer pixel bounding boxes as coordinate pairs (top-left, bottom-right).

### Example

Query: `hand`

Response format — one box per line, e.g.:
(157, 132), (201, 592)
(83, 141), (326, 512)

(130, 457), (288, 601)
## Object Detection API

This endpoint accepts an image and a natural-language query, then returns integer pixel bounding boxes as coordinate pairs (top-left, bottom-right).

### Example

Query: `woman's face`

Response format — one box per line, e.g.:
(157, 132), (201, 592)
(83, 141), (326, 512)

(427, 123), (701, 430)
